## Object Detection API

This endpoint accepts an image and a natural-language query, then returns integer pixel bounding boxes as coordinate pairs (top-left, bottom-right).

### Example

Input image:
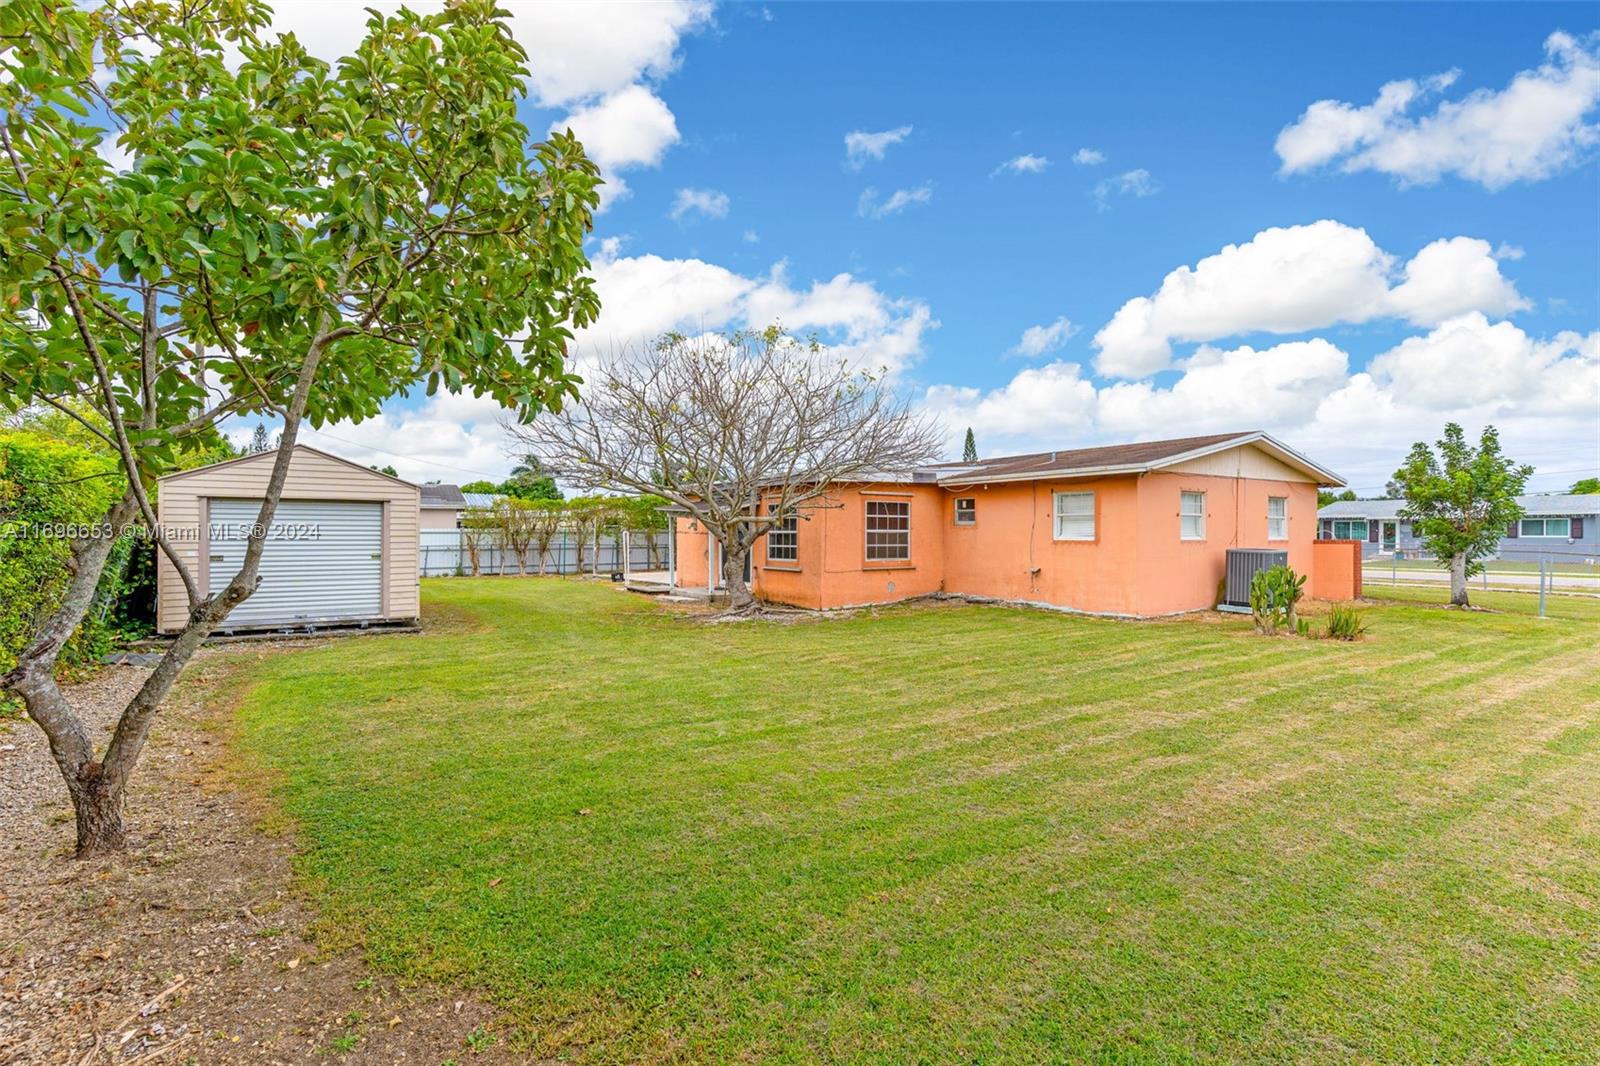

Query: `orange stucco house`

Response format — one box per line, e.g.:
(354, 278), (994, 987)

(671, 431), (1360, 617)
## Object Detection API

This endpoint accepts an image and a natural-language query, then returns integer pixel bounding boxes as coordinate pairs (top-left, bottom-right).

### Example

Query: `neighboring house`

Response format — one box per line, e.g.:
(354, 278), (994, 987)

(419, 483), (468, 530)
(419, 485), (505, 530)
(155, 445), (421, 633)
(672, 431), (1357, 616)
(1317, 494), (1599, 562)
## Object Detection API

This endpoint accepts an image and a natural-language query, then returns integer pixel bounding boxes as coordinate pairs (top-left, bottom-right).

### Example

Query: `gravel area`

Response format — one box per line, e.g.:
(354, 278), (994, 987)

(0, 653), (528, 1064)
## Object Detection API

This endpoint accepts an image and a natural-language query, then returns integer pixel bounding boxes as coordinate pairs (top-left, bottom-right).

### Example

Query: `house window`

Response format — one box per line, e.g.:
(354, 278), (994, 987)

(1180, 491), (1206, 540)
(765, 504), (798, 562)
(1052, 491), (1095, 541)
(1267, 496), (1287, 540)
(1332, 519), (1367, 540)
(954, 497), (976, 525)
(865, 499), (910, 561)
(1520, 517), (1571, 538)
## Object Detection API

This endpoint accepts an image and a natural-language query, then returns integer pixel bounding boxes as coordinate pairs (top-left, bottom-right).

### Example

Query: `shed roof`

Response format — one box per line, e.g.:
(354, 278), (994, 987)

(157, 443), (419, 489)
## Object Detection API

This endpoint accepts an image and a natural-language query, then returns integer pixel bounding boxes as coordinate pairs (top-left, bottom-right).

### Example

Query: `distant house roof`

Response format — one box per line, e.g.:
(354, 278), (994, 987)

(419, 483), (467, 509)
(1318, 493), (1600, 520)
(462, 492), (501, 509)
(933, 431), (1344, 488)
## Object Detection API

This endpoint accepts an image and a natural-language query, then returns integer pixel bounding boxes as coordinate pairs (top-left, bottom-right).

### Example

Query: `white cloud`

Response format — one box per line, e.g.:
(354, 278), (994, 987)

(1364, 312), (1598, 414)
(1276, 31), (1600, 189)
(858, 184), (933, 219)
(844, 125), (913, 169)
(1095, 339), (1349, 438)
(511, 1), (714, 107)
(924, 361), (1098, 439)
(1091, 221), (1527, 377)
(296, 391), (527, 484)
(1092, 168), (1158, 210)
(253, 0), (712, 106)
(1011, 316), (1077, 358)
(251, 3), (711, 213)
(670, 187), (731, 221)
(554, 84), (680, 208)
(574, 246), (937, 378)
(1072, 147), (1106, 165)
(923, 319), (1599, 491)
(995, 153), (1051, 175)
(1386, 236), (1531, 327)
(742, 229), (760, 243)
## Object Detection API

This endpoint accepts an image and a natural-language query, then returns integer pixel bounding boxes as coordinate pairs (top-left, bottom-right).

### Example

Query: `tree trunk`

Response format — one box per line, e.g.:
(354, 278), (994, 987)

(1449, 552), (1469, 606)
(71, 772), (126, 857)
(722, 543), (755, 610)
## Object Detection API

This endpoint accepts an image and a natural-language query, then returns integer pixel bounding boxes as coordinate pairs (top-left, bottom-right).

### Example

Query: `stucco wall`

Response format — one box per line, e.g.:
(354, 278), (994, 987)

(419, 508), (460, 531)
(155, 447), (420, 633)
(939, 476), (1144, 615)
(753, 485), (944, 609)
(671, 443), (1333, 617)
(1135, 473), (1318, 616)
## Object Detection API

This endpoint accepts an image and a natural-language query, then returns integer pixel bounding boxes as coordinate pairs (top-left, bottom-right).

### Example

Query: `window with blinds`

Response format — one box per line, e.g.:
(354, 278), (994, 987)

(1052, 491), (1094, 540)
(1180, 491), (1206, 540)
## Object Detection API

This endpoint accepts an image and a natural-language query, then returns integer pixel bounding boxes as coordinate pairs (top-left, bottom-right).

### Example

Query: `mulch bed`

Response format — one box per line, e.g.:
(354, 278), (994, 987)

(0, 656), (530, 1065)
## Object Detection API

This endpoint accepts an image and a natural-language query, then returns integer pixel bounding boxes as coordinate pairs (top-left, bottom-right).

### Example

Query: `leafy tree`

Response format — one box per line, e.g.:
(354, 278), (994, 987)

(370, 464), (398, 478)
(460, 480), (499, 494)
(246, 423), (273, 454)
(1571, 476), (1600, 495)
(0, 0), (600, 855)
(963, 427), (978, 463)
(1393, 424), (1531, 607)
(500, 468), (562, 501)
(512, 327), (942, 611)
(1317, 488), (1357, 508)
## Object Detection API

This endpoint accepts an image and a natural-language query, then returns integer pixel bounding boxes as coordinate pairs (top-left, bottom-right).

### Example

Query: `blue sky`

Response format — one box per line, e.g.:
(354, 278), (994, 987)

(254, 2), (1599, 494)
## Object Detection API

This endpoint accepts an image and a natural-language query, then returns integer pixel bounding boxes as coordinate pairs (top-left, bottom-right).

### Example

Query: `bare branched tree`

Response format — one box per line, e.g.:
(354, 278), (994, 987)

(509, 327), (945, 611)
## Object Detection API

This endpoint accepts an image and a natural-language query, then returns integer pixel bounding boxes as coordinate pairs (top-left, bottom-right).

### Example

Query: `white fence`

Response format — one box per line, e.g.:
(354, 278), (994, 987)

(420, 529), (666, 577)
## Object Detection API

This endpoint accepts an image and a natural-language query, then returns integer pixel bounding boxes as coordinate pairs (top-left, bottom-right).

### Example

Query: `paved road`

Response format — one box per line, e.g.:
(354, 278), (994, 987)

(1362, 568), (1600, 591)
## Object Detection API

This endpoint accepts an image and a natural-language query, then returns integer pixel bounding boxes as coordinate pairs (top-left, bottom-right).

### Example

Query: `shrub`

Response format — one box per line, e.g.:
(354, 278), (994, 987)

(0, 429), (126, 695)
(1249, 565), (1306, 635)
(1325, 604), (1368, 641)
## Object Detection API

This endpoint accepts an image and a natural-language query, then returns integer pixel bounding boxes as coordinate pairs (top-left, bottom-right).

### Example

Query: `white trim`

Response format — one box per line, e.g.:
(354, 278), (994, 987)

(1052, 490), (1095, 541)
(1267, 495), (1288, 541)
(1180, 490), (1206, 541)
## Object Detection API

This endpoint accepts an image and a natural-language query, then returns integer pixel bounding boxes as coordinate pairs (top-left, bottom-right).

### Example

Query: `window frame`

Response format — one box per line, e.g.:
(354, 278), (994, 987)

(864, 497), (912, 562)
(1179, 490), (1207, 541)
(1332, 518), (1368, 541)
(953, 497), (976, 526)
(764, 502), (798, 564)
(1052, 490), (1095, 542)
(1267, 496), (1288, 541)
(1520, 517), (1571, 538)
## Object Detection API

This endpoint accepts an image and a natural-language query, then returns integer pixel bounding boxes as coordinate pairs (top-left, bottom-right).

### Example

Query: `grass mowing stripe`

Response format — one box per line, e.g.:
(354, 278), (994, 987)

(217, 579), (1600, 1063)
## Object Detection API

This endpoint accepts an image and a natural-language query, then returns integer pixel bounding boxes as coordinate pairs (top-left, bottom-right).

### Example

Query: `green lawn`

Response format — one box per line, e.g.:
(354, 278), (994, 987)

(218, 580), (1600, 1063)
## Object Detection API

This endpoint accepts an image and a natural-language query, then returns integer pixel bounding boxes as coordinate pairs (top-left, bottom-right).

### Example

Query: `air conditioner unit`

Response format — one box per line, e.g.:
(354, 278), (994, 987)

(1220, 548), (1289, 613)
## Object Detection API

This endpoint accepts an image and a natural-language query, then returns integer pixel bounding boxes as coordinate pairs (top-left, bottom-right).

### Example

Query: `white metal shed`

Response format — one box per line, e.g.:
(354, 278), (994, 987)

(155, 445), (421, 634)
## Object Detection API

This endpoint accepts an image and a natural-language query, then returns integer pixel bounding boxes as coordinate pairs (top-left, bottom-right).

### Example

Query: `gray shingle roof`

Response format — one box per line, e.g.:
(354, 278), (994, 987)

(1318, 493), (1599, 519)
(419, 483), (466, 508)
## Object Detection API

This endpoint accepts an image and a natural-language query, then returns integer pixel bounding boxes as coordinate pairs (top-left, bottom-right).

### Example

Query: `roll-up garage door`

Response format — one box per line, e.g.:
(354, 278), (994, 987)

(207, 499), (383, 627)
